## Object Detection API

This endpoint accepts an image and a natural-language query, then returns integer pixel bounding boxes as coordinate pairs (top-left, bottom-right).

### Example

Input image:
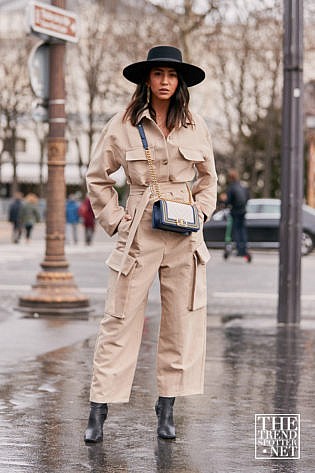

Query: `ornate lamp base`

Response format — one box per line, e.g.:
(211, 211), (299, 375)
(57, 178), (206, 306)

(18, 271), (91, 318)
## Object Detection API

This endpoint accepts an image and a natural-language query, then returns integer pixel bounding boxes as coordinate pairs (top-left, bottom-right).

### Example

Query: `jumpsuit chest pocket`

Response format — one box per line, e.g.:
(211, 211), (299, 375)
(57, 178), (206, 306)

(173, 147), (205, 181)
(105, 249), (137, 319)
(189, 241), (210, 311)
(179, 147), (205, 164)
(125, 147), (155, 185)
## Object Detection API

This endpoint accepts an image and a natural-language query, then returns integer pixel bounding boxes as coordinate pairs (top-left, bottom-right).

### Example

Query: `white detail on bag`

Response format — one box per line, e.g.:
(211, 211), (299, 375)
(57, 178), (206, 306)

(164, 201), (195, 224)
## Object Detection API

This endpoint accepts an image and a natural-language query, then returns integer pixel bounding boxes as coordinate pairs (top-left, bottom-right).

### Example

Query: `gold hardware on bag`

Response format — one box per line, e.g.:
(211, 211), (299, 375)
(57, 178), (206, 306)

(176, 218), (187, 226)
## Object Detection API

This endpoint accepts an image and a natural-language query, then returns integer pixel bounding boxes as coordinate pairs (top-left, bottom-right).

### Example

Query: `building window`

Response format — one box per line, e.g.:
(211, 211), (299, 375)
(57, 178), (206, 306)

(3, 137), (26, 153)
(16, 138), (26, 152)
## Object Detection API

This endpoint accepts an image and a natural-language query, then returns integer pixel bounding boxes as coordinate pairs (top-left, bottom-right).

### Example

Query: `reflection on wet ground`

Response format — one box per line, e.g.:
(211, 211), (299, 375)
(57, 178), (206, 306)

(0, 315), (315, 472)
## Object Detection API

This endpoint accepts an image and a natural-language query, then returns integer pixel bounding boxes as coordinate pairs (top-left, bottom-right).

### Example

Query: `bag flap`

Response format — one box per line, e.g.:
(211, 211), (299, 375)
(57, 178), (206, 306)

(126, 147), (154, 161)
(195, 242), (210, 264)
(163, 200), (196, 224)
(106, 249), (136, 276)
(179, 147), (205, 162)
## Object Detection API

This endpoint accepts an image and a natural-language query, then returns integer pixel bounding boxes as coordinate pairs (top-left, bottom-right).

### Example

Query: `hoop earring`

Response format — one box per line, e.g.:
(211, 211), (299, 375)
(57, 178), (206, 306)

(146, 86), (151, 104)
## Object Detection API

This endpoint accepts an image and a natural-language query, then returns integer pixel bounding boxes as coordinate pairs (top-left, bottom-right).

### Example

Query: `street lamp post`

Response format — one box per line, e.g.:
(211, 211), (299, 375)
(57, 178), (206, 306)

(19, 0), (90, 316)
(277, 0), (304, 324)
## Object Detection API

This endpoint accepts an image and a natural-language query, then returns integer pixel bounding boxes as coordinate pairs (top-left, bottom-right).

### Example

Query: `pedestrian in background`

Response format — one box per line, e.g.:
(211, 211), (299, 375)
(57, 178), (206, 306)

(8, 191), (23, 243)
(84, 45), (217, 443)
(65, 194), (80, 244)
(226, 169), (251, 262)
(79, 196), (95, 245)
(20, 193), (40, 243)
(217, 192), (233, 260)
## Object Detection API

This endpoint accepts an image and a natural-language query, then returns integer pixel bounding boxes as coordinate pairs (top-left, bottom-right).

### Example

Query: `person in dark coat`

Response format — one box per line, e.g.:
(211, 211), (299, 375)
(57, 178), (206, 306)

(8, 192), (23, 243)
(20, 193), (41, 242)
(227, 169), (252, 262)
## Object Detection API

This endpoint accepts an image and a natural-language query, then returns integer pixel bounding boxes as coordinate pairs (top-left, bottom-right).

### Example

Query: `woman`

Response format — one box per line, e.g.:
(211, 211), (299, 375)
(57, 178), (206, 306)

(84, 45), (217, 443)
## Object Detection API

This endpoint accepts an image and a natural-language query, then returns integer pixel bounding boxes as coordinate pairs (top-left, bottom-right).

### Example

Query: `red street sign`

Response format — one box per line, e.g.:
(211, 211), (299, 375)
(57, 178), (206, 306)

(28, 1), (79, 43)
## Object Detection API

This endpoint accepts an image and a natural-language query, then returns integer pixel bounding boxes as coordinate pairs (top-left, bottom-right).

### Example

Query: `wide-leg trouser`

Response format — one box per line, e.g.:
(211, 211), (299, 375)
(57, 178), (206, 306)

(90, 188), (210, 403)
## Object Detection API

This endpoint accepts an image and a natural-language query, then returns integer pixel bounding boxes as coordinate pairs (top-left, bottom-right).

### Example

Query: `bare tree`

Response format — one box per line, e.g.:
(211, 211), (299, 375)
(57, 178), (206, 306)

(67, 0), (313, 198)
(205, 1), (282, 195)
(0, 33), (33, 195)
(66, 0), (173, 187)
(147, 0), (220, 61)
(66, 1), (120, 187)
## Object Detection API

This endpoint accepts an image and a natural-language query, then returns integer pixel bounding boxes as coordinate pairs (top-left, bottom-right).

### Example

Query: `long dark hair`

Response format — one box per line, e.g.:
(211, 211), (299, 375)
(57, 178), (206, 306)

(123, 72), (194, 130)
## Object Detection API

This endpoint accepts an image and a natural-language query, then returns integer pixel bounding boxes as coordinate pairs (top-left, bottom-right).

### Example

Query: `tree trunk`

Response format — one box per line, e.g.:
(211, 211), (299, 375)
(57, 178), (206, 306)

(263, 116), (276, 197)
(11, 127), (18, 196)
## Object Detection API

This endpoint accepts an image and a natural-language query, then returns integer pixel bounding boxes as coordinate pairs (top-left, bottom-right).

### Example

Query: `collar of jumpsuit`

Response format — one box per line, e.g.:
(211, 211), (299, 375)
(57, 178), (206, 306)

(137, 108), (183, 139)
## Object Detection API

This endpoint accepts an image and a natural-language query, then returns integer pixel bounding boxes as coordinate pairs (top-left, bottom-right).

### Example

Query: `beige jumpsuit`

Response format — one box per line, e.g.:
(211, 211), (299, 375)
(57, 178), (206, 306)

(86, 109), (217, 403)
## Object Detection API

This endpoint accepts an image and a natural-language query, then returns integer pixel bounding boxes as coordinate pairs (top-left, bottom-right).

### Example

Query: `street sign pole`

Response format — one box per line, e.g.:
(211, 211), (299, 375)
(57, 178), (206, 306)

(19, 0), (89, 317)
(277, 0), (304, 324)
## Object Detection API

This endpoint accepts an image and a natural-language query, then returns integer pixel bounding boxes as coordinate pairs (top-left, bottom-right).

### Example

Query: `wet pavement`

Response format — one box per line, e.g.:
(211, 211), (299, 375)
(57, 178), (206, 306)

(0, 222), (315, 472)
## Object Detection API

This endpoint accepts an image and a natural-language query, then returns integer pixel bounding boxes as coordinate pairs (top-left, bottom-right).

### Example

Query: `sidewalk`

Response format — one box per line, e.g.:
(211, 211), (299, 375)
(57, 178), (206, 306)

(0, 221), (315, 472)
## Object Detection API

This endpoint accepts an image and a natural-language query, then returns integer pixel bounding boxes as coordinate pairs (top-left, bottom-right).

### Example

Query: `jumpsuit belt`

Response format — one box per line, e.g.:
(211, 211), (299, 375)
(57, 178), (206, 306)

(117, 182), (191, 278)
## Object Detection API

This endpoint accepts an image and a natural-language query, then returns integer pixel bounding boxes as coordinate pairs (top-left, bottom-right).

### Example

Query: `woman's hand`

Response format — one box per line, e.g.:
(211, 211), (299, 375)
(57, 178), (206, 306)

(123, 213), (132, 221)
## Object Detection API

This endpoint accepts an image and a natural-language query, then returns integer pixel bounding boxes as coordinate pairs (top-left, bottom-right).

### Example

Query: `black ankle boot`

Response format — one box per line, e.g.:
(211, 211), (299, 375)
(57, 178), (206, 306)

(155, 397), (176, 439)
(84, 402), (108, 443)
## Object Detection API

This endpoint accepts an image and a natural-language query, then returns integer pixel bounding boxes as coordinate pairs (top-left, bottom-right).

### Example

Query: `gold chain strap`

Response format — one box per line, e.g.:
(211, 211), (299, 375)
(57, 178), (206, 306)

(144, 147), (193, 205)
(145, 149), (162, 200)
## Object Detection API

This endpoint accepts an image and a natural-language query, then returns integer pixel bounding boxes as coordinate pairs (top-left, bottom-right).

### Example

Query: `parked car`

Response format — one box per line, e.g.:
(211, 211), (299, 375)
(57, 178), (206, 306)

(203, 198), (315, 256)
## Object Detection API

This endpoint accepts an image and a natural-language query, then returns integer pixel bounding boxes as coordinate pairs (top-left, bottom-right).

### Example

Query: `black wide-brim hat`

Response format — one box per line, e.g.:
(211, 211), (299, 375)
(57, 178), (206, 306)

(123, 45), (205, 87)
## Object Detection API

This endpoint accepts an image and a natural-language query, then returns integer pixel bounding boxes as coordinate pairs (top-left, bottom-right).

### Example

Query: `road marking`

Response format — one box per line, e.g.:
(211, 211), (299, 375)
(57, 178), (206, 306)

(0, 284), (105, 294)
(0, 284), (30, 291)
(0, 286), (314, 301)
(212, 291), (315, 301)
(212, 291), (277, 299)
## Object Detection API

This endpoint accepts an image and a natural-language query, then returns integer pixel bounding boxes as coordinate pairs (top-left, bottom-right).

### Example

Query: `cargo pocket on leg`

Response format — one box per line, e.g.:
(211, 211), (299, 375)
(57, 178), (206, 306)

(189, 241), (210, 311)
(105, 249), (137, 319)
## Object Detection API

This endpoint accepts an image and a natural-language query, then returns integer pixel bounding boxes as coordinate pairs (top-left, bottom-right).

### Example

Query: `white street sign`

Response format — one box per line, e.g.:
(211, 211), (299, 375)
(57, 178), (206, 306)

(28, 41), (50, 100)
(28, 1), (79, 43)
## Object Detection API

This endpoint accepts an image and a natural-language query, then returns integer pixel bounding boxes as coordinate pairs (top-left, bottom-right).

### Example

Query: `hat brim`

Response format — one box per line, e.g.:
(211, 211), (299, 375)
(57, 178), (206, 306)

(123, 59), (205, 87)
